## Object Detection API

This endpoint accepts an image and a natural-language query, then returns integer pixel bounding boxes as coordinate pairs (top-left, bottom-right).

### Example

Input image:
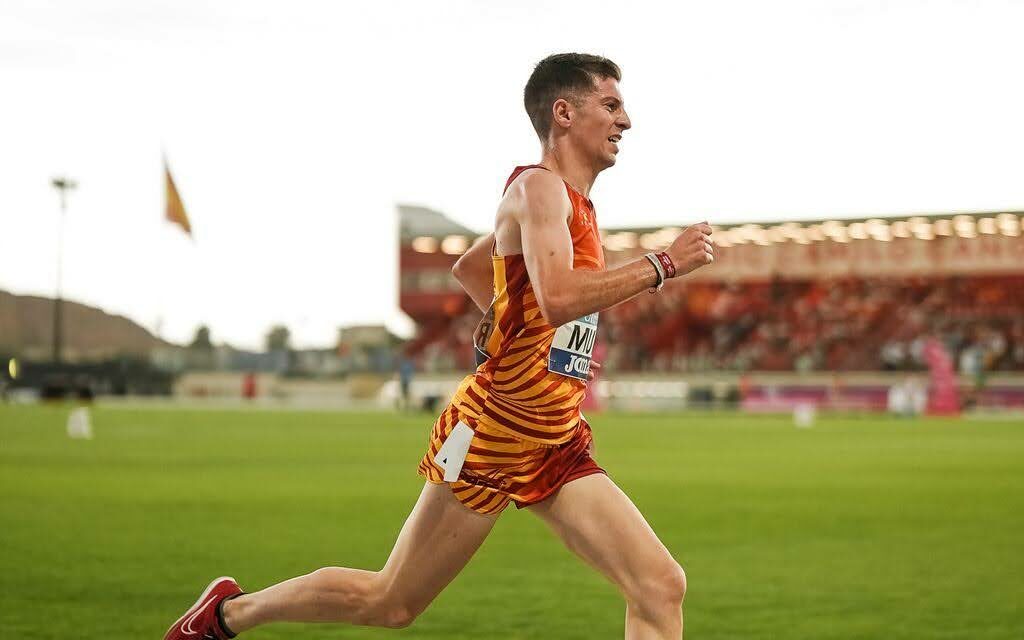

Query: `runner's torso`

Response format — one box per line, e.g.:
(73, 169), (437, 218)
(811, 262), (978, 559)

(451, 165), (605, 445)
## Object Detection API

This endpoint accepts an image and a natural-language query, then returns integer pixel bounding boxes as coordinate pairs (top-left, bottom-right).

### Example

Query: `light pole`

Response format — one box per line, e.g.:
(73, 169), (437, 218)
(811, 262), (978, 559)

(51, 176), (77, 364)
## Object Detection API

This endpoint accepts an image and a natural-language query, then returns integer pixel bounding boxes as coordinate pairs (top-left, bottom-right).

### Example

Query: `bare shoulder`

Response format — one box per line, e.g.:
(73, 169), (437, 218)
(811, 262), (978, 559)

(501, 169), (572, 225)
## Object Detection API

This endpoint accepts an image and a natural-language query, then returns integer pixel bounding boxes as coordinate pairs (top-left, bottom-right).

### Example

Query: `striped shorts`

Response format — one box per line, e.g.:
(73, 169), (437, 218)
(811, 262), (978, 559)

(417, 403), (606, 515)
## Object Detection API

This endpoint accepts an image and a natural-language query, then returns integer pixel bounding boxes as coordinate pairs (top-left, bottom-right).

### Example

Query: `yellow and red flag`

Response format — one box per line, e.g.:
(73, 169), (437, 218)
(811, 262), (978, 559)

(164, 157), (192, 236)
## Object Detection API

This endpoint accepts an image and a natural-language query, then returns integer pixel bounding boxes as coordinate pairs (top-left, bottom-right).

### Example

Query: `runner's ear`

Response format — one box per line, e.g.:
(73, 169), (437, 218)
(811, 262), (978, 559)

(552, 98), (573, 131)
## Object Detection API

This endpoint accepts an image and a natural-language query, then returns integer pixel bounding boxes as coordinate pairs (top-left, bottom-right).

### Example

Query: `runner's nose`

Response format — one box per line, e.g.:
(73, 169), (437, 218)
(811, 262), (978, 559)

(618, 109), (632, 131)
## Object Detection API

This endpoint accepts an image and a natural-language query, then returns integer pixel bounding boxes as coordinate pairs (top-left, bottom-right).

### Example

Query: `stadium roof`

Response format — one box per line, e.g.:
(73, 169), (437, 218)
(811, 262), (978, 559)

(398, 204), (475, 243)
(604, 210), (1024, 250)
(400, 208), (1024, 253)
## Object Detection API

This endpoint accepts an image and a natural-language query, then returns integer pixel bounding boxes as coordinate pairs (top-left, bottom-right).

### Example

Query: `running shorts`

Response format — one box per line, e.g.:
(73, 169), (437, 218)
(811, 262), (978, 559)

(417, 403), (606, 515)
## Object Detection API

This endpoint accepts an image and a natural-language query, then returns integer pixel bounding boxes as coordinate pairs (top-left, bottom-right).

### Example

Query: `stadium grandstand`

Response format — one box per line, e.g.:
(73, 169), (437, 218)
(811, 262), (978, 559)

(399, 206), (1024, 412)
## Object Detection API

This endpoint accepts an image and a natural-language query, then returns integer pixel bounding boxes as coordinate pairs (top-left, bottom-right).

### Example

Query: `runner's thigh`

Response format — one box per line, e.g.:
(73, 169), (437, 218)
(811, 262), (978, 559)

(378, 481), (499, 609)
(526, 473), (679, 596)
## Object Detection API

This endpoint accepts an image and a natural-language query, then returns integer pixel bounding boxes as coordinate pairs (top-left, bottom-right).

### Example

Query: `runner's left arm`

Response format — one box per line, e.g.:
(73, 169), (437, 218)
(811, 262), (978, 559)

(452, 233), (496, 313)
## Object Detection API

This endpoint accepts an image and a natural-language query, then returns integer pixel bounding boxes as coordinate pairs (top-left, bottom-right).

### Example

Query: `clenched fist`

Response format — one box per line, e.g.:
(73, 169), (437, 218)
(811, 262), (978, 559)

(665, 222), (715, 277)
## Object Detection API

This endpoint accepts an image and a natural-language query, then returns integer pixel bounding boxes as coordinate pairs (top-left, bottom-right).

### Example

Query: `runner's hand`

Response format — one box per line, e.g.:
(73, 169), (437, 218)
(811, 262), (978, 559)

(665, 221), (715, 276)
(587, 360), (601, 382)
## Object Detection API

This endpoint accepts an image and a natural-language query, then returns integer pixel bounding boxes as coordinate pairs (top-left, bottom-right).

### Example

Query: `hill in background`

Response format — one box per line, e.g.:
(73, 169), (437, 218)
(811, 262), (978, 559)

(0, 290), (172, 361)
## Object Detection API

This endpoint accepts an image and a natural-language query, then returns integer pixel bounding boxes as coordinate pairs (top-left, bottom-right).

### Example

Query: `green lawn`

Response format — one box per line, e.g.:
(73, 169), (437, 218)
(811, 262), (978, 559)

(1, 404), (1022, 639)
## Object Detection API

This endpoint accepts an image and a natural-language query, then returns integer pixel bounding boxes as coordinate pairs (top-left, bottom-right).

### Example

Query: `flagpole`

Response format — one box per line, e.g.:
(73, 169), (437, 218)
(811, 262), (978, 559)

(161, 151), (195, 351)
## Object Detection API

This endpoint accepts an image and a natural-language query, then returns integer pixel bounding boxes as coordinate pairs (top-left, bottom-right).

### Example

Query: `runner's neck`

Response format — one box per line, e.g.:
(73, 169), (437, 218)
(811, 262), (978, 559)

(539, 150), (599, 199)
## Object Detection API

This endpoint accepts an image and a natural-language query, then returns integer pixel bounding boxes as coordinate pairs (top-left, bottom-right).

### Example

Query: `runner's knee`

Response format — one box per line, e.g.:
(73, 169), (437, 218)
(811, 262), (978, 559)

(374, 602), (418, 629)
(672, 563), (688, 603)
(371, 593), (430, 629)
(626, 560), (687, 611)
(366, 581), (429, 629)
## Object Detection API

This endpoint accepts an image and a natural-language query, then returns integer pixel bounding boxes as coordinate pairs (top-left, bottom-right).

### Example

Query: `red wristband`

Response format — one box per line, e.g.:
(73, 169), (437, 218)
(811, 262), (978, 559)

(656, 252), (676, 279)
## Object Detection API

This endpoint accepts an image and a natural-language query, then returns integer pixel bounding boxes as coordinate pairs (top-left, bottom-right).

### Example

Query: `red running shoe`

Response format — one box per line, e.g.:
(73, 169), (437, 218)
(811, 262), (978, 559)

(164, 576), (243, 640)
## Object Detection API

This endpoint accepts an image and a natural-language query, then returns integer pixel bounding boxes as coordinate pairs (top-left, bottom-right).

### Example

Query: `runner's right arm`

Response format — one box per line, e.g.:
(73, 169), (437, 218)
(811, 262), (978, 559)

(514, 171), (714, 327)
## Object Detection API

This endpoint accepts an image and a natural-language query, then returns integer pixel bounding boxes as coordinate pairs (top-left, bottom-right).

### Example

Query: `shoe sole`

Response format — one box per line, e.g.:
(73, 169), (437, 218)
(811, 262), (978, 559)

(163, 576), (237, 640)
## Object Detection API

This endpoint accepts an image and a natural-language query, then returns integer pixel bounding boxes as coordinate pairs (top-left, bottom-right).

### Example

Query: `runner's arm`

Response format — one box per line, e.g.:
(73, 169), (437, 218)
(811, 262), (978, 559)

(452, 233), (495, 313)
(517, 172), (714, 327)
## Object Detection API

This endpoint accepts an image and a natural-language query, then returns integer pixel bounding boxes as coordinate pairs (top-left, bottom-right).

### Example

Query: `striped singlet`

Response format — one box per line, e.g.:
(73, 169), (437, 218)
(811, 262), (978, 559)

(451, 165), (605, 445)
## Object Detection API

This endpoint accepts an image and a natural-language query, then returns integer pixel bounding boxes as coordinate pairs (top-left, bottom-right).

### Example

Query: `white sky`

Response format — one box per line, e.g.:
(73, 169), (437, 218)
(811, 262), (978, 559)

(2, 0), (1022, 350)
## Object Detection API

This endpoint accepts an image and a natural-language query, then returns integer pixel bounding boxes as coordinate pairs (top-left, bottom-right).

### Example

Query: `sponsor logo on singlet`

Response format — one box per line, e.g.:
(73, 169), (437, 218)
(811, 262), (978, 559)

(547, 313), (598, 381)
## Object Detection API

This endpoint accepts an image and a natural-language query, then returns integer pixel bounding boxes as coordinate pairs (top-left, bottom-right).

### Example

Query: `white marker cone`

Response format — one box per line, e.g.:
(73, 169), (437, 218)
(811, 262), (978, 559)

(67, 406), (94, 440)
(793, 403), (816, 429)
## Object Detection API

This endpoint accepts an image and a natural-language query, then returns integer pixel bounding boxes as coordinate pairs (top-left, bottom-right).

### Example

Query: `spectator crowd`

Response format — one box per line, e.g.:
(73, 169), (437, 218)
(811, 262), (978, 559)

(410, 275), (1024, 375)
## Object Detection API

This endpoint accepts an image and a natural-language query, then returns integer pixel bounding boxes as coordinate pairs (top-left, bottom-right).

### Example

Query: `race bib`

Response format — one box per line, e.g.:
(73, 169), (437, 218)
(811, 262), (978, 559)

(434, 422), (474, 482)
(548, 313), (598, 381)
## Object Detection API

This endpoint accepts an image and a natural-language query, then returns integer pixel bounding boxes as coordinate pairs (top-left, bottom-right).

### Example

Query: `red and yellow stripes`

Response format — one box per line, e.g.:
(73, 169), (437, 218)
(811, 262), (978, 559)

(448, 166), (606, 445)
(417, 404), (605, 515)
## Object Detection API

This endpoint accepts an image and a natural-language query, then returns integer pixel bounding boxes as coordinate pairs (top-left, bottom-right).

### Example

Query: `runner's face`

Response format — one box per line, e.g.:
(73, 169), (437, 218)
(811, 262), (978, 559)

(573, 77), (631, 169)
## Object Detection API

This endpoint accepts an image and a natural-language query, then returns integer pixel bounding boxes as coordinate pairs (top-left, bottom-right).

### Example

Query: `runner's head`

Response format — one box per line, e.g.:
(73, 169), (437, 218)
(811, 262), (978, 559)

(524, 53), (631, 169)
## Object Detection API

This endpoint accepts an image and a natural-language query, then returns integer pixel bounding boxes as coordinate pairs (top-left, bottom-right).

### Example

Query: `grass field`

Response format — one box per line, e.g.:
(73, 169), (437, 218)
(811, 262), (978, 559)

(1, 404), (1022, 639)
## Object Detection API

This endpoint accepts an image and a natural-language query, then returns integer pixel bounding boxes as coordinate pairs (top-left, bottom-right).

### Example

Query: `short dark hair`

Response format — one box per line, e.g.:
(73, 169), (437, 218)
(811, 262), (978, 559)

(524, 53), (621, 140)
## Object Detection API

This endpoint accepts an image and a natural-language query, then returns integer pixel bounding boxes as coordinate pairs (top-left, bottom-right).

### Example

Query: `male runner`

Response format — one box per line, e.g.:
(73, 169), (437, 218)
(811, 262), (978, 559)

(164, 52), (714, 640)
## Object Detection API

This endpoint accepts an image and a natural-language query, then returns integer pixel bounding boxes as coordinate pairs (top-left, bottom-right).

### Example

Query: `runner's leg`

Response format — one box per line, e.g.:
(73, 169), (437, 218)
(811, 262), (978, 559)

(223, 481), (497, 632)
(527, 473), (687, 640)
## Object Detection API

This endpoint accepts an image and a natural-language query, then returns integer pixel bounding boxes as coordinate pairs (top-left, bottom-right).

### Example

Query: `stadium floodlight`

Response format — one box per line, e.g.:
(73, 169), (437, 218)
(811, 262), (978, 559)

(978, 218), (997, 235)
(779, 222), (802, 240)
(723, 229), (746, 245)
(820, 220), (844, 238)
(766, 226), (787, 244)
(865, 219), (891, 241)
(639, 233), (662, 250)
(865, 218), (887, 231)
(50, 175), (77, 364)
(821, 221), (849, 242)
(934, 219), (953, 236)
(907, 217), (930, 234)
(791, 227), (811, 244)
(655, 227), (682, 246)
(736, 224), (766, 245)
(913, 225), (935, 241)
(848, 223), (868, 240)
(996, 214), (1020, 236)
(953, 215), (977, 238)
(640, 228), (680, 250)
(891, 221), (911, 238)
(441, 235), (468, 255)
(411, 236), (439, 253)
(601, 231), (637, 252)
(869, 226), (893, 242)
